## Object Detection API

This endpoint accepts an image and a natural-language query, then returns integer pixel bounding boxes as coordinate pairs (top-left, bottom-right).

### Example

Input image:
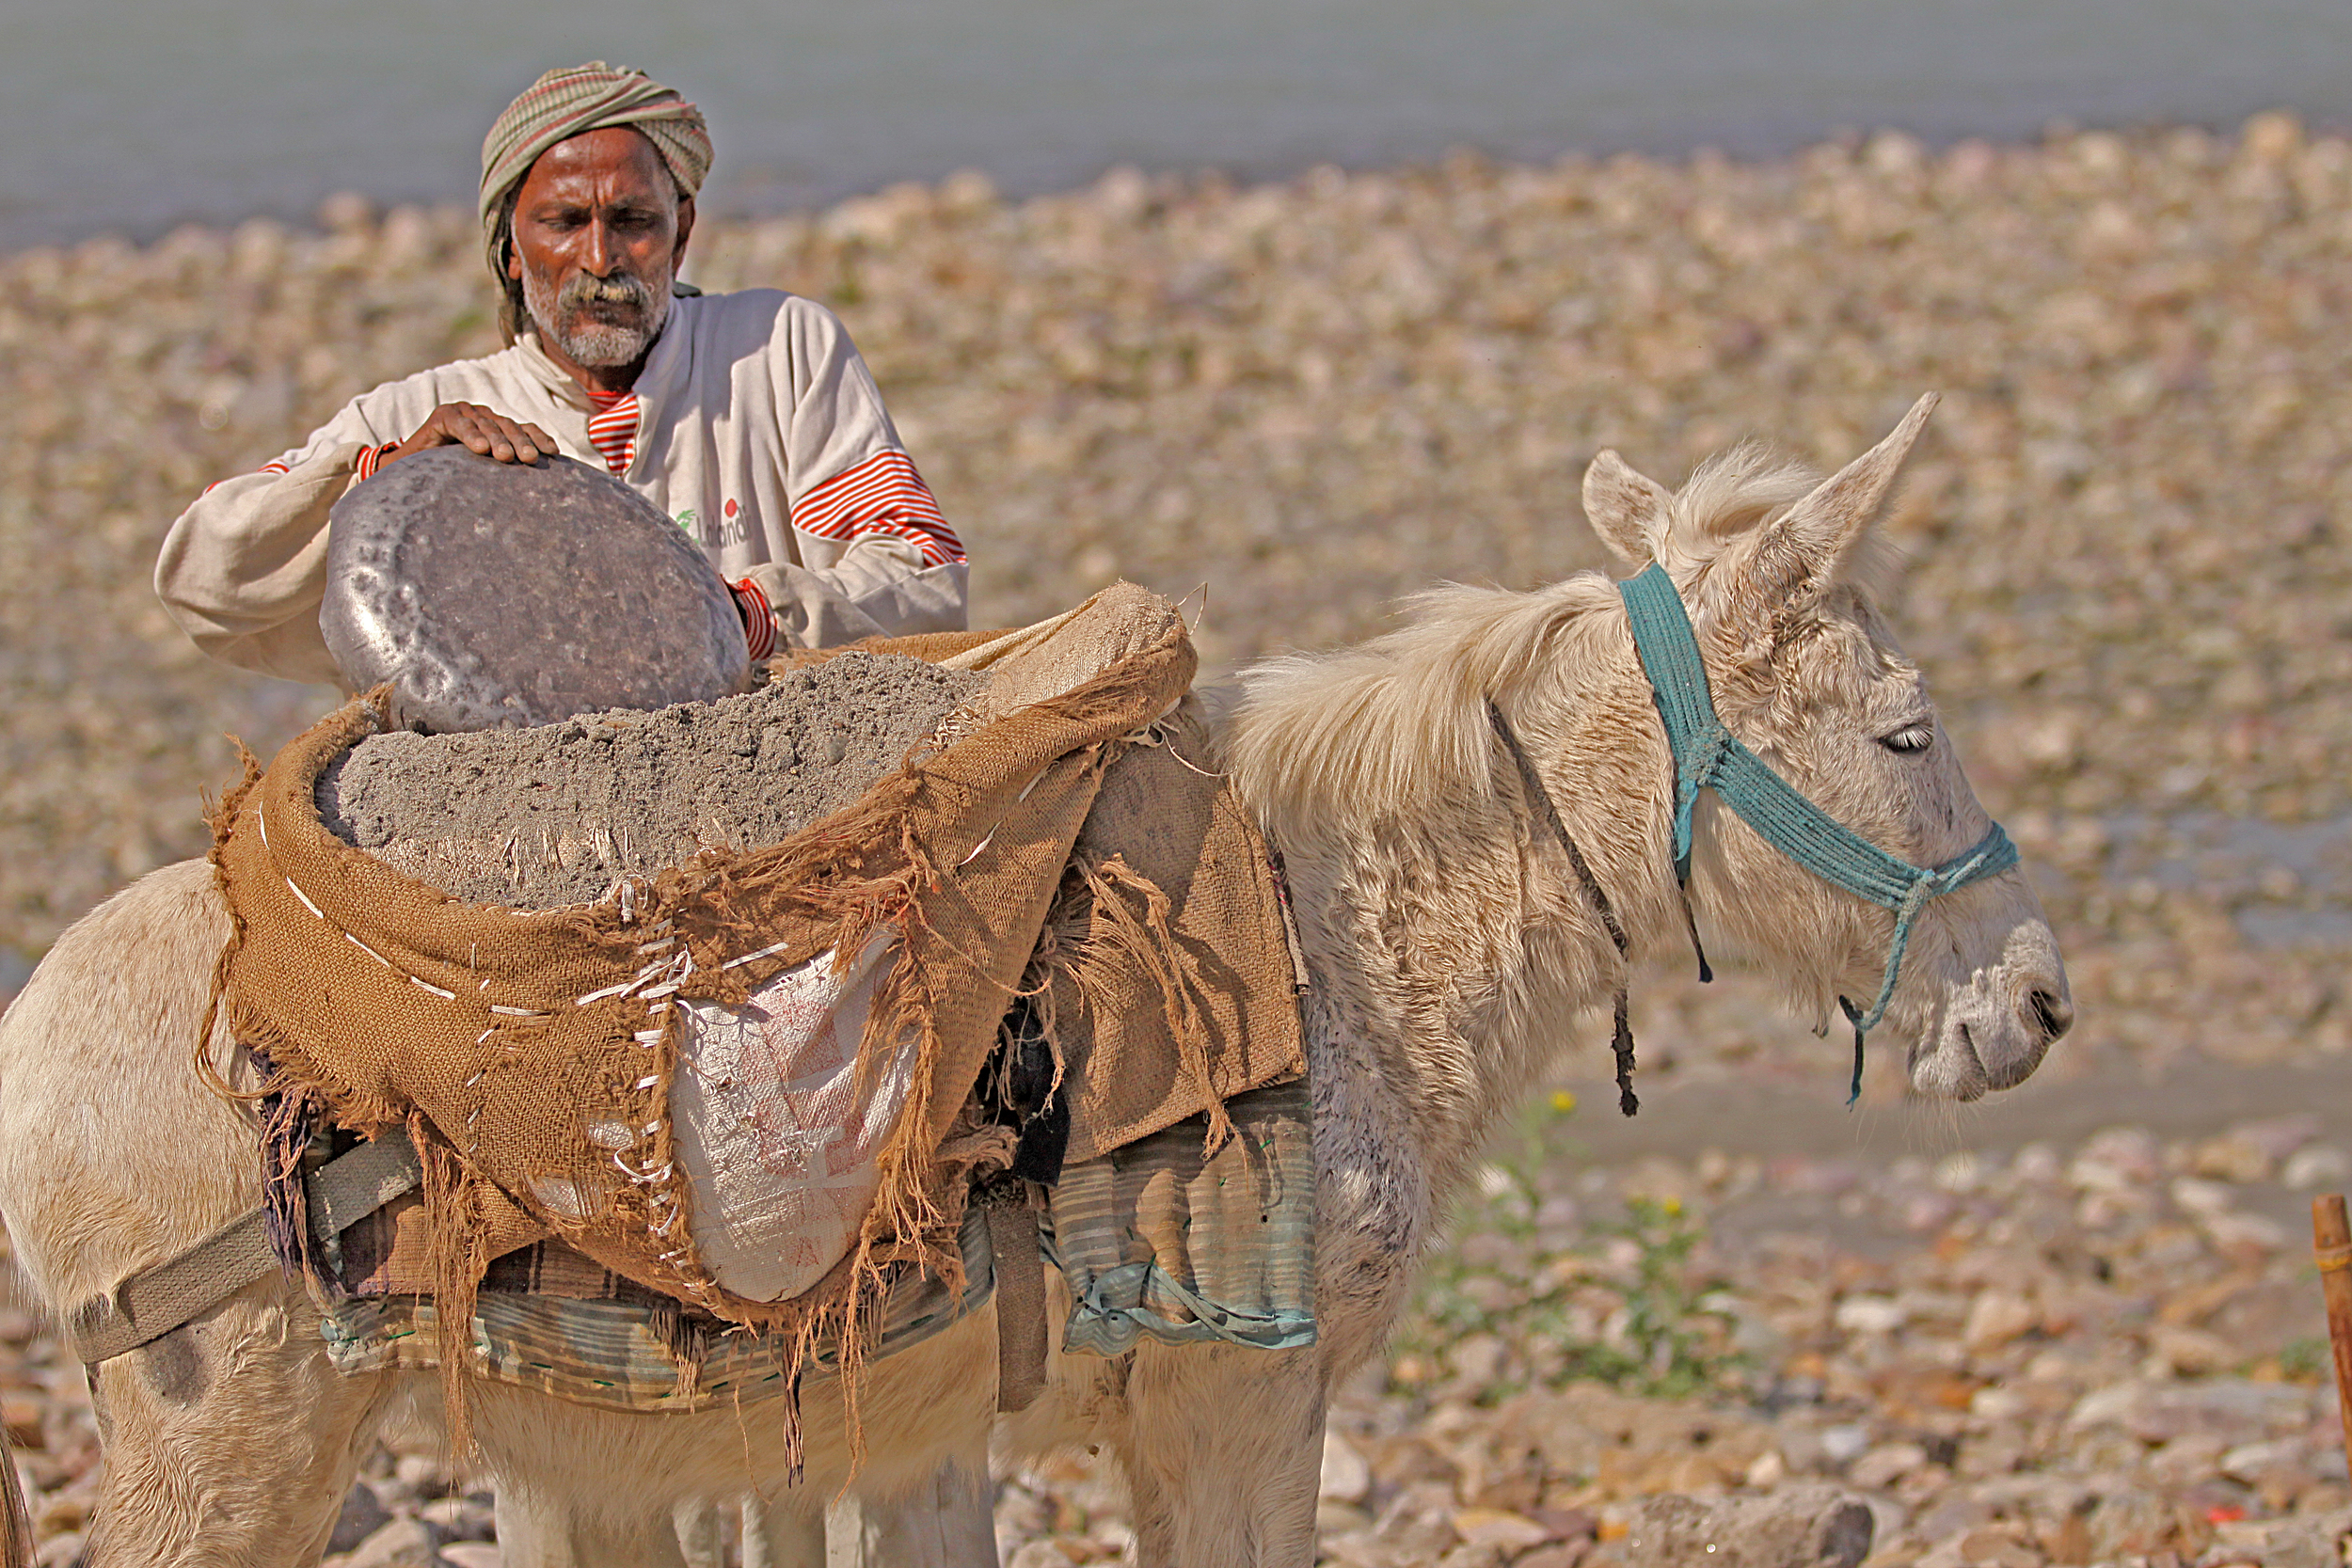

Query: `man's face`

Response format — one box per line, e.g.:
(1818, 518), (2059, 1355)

(507, 127), (695, 368)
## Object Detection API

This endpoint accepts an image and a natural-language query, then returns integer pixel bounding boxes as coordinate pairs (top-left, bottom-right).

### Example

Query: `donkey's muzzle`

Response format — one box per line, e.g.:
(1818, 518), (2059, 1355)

(2026, 987), (2074, 1047)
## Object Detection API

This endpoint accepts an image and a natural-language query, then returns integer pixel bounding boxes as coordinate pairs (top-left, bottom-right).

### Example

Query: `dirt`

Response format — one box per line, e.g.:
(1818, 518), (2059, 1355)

(315, 652), (985, 909)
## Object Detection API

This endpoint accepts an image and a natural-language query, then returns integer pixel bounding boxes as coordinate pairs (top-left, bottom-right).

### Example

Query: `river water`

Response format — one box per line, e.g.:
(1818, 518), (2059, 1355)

(2, 0), (2347, 249)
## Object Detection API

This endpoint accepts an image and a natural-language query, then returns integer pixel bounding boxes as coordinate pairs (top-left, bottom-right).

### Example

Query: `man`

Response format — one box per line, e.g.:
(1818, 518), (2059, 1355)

(155, 64), (994, 1568)
(157, 62), (967, 681)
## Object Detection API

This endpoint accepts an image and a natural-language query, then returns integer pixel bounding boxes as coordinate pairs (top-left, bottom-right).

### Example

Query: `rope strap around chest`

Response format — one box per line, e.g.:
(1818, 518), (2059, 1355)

(1615, 564), (2018, 1101)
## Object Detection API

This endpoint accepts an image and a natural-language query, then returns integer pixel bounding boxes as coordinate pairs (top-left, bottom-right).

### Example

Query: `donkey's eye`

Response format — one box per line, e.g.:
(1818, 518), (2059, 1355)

(1880, 724), (1934, 755)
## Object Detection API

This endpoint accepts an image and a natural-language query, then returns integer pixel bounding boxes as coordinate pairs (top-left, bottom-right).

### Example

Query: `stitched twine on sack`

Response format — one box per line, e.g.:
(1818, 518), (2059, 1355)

(208, 586), (1198, 1455)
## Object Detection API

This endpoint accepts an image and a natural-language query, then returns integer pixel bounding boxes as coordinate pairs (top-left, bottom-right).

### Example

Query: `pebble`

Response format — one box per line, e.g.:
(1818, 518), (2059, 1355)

(333, 1516), (442, 1568)
(327, 1483), (393, 1554)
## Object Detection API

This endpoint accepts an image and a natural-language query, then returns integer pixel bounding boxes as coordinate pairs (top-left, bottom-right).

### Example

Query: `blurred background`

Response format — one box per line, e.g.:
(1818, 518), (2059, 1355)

(4, 0), (2351, 248)
(3, 5), (2351, 1564)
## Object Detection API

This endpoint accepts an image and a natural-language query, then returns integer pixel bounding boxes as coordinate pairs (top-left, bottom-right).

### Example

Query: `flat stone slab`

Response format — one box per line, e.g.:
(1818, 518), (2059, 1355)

(321, 447), (748, 733)
(1592, 1487), (1875, 1568)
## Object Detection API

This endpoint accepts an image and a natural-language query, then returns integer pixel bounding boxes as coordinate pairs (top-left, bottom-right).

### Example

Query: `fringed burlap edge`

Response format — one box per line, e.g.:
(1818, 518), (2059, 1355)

(206, 600), (1199, 1457)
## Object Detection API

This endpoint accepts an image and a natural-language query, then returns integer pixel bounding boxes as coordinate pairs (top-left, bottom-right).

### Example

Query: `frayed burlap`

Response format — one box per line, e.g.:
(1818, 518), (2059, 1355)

(212, 584), (1197, 1450)
(1026, 705), (1307, 1164)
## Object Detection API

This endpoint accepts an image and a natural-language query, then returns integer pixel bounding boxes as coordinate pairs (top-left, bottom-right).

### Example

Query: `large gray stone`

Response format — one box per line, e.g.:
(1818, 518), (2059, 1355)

(322, 447), (748, 734)
(1595, 1486), (1874, 1568)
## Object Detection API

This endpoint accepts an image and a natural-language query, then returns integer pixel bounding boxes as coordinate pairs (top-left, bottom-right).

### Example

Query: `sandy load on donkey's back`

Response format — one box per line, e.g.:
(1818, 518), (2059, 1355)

(202, 582), (1311, 1441)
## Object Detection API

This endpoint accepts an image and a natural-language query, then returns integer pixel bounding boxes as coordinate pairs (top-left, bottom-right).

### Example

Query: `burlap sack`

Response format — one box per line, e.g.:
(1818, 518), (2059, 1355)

(213, 585), (1192, 1435)
(1036, 705), (1308, 1164)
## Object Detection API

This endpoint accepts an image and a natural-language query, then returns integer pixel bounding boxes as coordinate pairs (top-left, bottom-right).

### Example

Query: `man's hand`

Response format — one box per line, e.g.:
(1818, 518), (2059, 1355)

(385, 404), (558, 467)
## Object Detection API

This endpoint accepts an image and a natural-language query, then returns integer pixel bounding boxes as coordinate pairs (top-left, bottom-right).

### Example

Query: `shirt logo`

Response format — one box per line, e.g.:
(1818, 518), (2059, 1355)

(717, 497), (751, 547)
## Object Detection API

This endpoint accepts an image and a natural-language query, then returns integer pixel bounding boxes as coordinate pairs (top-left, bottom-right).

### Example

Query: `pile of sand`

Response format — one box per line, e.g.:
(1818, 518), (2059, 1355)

(316, 652), (985, 909)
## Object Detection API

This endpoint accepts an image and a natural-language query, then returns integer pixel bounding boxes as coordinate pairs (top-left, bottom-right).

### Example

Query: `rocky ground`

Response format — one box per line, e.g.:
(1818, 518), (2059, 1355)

(5, 1086), (2344, 1567)
(2, 112), (2350, 1565)
(993, 1096), (2352, 1568)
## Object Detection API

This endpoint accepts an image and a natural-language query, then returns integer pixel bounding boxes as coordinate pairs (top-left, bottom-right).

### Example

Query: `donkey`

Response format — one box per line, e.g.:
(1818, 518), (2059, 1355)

(0, 397), (2069, 1566)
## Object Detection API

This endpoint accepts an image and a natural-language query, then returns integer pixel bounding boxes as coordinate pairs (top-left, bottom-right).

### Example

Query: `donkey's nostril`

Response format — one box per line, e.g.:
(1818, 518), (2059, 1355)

(2027, 988), (2074, 1043)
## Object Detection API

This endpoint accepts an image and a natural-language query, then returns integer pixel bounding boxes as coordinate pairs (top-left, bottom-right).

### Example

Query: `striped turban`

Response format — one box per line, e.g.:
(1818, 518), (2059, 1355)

(478, 63), (713, 280)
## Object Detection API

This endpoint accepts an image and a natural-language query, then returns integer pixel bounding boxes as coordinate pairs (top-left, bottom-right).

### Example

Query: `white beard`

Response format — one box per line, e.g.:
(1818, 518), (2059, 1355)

(524, 266), (671, 367)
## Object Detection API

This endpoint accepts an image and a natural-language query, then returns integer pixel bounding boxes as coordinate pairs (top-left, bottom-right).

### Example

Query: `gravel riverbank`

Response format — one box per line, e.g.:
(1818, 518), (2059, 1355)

(2, 115), (2348, 1565)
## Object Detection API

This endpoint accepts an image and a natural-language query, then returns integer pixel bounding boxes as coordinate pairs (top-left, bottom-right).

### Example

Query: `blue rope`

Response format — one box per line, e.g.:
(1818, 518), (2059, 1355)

(1616, 565), (2018, 1104)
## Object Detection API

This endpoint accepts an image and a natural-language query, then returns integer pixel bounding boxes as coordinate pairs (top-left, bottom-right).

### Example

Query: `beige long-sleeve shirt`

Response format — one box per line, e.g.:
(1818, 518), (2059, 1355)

(157, 290), (968, 684)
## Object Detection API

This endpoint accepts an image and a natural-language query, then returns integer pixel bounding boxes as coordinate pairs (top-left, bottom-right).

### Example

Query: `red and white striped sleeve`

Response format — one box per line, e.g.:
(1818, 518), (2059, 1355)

(201, 439), (391, 494)
(788, 449), (965, 567)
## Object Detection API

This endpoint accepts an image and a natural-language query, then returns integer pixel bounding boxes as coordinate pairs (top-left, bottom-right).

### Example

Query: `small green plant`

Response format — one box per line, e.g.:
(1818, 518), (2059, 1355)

(1554, 1195), (1742, 1399)
(1392, 1177), (1744, 1402)
(2277, 1336), (2333, 1385)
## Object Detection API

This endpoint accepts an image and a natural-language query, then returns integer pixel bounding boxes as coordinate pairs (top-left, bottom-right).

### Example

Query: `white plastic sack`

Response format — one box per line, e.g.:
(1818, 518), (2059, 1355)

(671, 935), (916, 1302)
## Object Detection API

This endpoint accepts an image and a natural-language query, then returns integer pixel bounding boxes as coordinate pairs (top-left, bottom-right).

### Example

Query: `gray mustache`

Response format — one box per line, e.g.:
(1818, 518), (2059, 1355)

(557, 273), (656, 314)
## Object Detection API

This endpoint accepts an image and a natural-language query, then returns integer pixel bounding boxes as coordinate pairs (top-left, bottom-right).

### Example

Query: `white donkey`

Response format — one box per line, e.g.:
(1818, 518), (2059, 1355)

(0, 399), (2069, 1566)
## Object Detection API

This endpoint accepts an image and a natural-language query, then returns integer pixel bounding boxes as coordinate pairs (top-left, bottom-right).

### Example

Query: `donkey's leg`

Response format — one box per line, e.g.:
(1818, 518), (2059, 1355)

(492, 1486), (699, 1568)
(1113, 1342), (1324, 1568)
(665, 1496), (832, 1568)
(81, 1283), (395, 1568)
(671, 1459), (997, 1566)
(817, 1460), (999, 1567)
(738, 1494), (826, 1568)
(670, 1499), (733, 1568)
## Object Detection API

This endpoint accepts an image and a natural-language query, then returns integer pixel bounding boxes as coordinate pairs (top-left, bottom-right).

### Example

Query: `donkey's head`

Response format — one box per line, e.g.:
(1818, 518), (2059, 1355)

(1582, 394), (2071, 1100)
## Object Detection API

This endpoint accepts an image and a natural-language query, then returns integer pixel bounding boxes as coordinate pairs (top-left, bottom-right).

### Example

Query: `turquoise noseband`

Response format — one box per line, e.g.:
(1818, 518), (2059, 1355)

(1615, 564), (2018, 1102)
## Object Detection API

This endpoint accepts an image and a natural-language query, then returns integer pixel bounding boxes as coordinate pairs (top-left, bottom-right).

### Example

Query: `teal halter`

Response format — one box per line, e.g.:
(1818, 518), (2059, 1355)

(1615, 564), (2018, 1102)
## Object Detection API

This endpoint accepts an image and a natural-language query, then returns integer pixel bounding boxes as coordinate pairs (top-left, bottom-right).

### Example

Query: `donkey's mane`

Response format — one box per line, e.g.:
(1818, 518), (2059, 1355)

(1225, 576), (1617, 837)
(1668, 439), (1904, 601)
(1223, 441), (1851, 842)
(1659, 441), (1818, 561)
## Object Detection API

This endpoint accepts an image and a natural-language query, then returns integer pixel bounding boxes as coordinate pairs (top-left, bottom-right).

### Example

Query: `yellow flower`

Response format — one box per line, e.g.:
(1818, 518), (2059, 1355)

(1549, 1089), (1578, 1115)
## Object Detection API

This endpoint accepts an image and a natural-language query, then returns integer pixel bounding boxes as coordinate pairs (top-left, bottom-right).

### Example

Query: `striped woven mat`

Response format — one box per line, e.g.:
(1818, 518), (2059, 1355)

(318, 1079), (1314, 1411)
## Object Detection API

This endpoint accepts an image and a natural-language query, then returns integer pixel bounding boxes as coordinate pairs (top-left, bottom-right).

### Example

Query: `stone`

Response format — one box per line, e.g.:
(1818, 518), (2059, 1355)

(1005, 1542), (1077, 1568)
(1450, 1507), (1553, 1550)
(1835, 1297), (1907, 1335)
(2066, 1379), (2310, 1445)
(1322, 1430), (1374, 1503)
(2220, 1438), (2312, 1483)
(2148, 1324), (2236, 1376)
(1514, 1549), (1590, 1568)
(1962, 1291), (2037, 1351)
(321, 446), (749, 733)
(2284, 1146), (2352, 1190)
(392, 1454), (452, 1497)
(1590, 1487), (1873, 1568)
(342, 1517), (445, 1568)
(418, 1493), (495, 1541)
(327, 1483), (394, 1554)
(1850, 1443), (1928, 1491)
(2190, 1134), (2277, 1185)
(2083, 1489), (2185, 1558)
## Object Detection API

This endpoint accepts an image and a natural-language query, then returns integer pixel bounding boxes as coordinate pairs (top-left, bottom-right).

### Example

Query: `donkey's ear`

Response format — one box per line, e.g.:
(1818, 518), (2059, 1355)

(1746, 392), (1937, 607)
(1581, 450), (1676, 567)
